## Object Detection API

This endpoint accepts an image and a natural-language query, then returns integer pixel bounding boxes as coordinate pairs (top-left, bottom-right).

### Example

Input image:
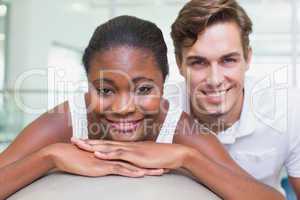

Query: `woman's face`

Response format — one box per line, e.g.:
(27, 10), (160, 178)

(87, 46), (164, 142)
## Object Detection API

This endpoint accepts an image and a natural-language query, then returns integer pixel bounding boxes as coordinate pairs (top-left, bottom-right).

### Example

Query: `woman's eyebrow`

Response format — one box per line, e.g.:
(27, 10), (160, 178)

(94, 78), (116, 86)
(132, 77), (155, 83)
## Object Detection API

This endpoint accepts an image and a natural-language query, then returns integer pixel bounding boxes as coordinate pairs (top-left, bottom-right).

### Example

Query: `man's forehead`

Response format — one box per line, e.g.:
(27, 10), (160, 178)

(182, 22), (244, 59)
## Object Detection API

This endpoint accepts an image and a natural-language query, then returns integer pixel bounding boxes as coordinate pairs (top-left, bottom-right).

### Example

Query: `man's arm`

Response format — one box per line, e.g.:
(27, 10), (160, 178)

(175, 112), (284, 200)
(289, 177), (300, 200)
(182, 147), (284, 200)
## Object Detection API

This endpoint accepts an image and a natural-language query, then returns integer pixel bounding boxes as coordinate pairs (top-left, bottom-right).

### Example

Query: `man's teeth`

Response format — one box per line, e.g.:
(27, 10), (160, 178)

(205, 91), (226, 97)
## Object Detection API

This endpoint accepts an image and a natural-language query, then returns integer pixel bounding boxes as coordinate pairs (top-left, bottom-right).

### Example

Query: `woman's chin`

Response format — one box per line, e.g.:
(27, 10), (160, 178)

(109, 129), (145, 142)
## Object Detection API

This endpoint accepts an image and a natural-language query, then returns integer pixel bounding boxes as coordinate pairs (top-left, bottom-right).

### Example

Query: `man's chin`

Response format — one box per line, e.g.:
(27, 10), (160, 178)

(193, 103), (225, 115)
(203, 108), (225, 117)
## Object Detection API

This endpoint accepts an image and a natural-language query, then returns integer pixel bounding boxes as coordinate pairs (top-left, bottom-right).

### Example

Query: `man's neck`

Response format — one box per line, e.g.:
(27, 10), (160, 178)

(191, 92), (244, 134)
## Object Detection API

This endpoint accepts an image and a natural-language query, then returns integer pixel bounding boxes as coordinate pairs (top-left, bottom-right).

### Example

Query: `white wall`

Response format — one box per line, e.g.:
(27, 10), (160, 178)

(6, 0), (110, 91)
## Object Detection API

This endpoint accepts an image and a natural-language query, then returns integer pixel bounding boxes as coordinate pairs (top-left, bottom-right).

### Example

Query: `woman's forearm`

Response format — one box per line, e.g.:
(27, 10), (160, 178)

(0, 148), (55, 200)
(182, 148), (285, 200)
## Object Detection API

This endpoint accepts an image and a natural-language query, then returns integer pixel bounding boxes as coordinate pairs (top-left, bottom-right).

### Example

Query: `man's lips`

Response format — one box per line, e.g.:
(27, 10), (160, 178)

(105, 118), (143, 132)
(198, 87), (232, 104)
(200, 87), (232, 96)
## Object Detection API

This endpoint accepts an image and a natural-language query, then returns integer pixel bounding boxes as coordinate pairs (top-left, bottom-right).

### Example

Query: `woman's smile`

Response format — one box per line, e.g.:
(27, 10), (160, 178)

(105, 118), (144, 133)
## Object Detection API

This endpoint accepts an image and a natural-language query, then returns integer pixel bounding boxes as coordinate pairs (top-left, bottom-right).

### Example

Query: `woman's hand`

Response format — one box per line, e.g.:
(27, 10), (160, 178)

(71, 138), (194, 170)
(45, 143), (165, 177)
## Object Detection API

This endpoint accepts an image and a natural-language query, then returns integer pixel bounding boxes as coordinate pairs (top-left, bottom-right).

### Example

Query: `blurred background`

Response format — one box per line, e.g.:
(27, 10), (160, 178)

(0, 0), (299, 198)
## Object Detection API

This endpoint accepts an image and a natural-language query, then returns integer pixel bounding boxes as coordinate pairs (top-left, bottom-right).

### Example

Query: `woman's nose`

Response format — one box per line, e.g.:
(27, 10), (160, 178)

(111, 93), (136, 115)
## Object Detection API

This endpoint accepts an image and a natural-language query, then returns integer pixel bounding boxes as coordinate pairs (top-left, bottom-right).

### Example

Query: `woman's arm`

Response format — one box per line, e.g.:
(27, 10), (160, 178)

(0, 102), (165, 199)
(0, 102), (72, 199)
(0, 142), (163, 200)
(0, 147), (55, 199)
(0, 102), (72, 169)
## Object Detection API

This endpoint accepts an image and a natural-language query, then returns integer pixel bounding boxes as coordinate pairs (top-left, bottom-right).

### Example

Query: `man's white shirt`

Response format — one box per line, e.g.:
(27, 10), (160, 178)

(164, 75), (300, 193)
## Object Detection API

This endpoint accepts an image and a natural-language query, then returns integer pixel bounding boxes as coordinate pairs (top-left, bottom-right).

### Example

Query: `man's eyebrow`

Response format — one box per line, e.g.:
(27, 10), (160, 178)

(132, 77), (155, 83)
(186, 52), (242, 61)
(221, 52), (242, 58)
(186, 56), (207, 61)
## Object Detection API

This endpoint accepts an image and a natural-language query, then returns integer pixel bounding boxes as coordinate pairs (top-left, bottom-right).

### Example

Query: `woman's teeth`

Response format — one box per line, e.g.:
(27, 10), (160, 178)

(110, 121), (141, 132)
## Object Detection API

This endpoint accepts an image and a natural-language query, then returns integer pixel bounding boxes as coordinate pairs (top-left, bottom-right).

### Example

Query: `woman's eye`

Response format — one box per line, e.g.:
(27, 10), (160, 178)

(97, 88), (114, 96)
(136, 86), (153, 95)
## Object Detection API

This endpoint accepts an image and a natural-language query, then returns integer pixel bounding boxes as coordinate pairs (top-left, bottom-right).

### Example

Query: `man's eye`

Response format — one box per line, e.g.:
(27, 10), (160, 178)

(136, 86), (153, 95)
(97, 88), (114, 96)
(223, 58), (237, 64)
(191, 60), (206, 66)
(188, 60), (208, 69)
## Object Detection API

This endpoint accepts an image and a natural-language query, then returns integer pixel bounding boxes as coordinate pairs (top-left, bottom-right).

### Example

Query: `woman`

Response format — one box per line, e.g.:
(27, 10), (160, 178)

(0, 16), (250, 200)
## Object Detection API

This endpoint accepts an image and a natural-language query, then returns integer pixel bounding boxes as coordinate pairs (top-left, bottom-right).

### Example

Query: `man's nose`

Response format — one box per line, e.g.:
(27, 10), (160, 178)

(206, 64), (224, 88)
(111, 93), (136, 115)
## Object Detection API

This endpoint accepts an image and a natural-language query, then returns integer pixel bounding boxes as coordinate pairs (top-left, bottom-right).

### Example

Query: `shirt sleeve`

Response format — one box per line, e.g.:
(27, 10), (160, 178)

(285, 89), (300, 177)
(286, 138), (300, 177)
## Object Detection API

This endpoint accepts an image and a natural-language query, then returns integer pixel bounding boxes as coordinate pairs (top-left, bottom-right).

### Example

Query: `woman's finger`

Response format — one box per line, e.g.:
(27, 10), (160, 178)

(84, 139), (129, 146)
(72, 138), (94, 152)
(108, 161), (164, 176)
(92, 144), (130, 153)
(143, 169), (165, 176)
(94, 149), (128, 160)
(105, 160), (142, 172)
(108, 163), (144, 178)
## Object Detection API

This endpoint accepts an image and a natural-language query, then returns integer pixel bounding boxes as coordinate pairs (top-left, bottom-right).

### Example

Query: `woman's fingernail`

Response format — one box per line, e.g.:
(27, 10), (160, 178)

(95, 151), (106, 156)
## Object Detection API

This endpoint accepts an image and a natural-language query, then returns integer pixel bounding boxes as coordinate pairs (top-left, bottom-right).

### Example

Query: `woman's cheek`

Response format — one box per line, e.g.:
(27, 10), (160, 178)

(89, 94), (112, 113)
(135, 96), (161, 114)
(98, 98), (112, 113)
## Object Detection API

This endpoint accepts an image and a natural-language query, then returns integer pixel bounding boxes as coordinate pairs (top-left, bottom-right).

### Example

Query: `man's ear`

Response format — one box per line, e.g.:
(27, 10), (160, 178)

(245, 47), (252, 71)
(175, 55), (184, 76)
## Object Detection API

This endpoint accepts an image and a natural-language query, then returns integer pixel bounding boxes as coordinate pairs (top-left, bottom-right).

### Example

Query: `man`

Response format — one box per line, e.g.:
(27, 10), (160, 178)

(170, 0), (300, 198)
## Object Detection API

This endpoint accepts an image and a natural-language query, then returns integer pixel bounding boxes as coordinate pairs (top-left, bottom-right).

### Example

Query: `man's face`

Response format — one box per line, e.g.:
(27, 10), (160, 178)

(179, 22), (251, 118)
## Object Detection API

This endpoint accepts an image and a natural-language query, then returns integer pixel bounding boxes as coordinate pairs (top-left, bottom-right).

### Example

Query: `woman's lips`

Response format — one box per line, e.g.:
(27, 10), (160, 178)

(106, 119), (143, 133)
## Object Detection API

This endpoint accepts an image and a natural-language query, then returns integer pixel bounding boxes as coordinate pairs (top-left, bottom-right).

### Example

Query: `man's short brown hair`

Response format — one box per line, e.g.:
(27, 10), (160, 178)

(171, 0), (253, 62)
